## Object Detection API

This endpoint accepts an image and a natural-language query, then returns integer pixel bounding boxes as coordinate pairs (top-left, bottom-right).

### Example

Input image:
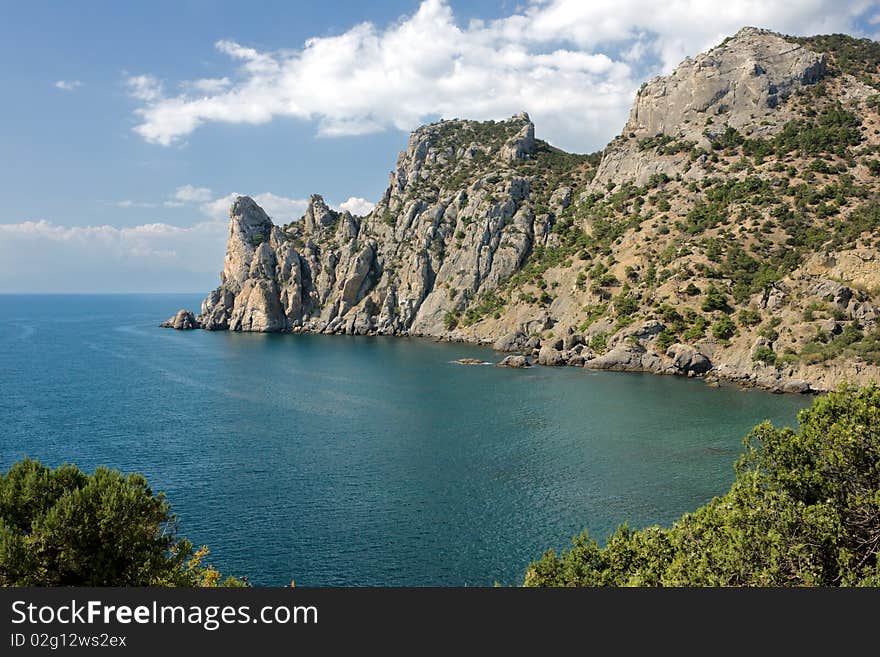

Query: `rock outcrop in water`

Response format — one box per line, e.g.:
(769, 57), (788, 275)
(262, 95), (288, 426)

(165, 28), (880, 393)
(160, 309), (198, 330)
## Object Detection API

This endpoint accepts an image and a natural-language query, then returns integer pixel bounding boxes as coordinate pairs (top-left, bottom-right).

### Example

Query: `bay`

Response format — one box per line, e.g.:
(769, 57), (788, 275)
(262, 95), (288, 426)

(0, 294), (810, 585)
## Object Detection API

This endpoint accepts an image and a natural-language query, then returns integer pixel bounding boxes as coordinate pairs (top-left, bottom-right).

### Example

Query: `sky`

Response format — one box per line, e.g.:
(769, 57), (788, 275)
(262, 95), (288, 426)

(0, 0), (877, 292)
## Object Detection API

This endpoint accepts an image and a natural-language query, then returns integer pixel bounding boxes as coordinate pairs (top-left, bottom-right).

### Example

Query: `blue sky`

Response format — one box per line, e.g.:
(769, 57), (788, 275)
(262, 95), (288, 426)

(0, 0), (876, 292)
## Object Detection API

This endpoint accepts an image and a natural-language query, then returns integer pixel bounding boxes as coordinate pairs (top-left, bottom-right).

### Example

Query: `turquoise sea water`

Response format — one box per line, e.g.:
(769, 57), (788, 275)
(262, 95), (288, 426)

(0, 294), (811, 585)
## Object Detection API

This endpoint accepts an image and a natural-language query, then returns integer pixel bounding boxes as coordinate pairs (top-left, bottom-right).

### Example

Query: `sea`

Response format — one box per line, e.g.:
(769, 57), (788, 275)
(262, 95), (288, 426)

(0, 294), (810, 585)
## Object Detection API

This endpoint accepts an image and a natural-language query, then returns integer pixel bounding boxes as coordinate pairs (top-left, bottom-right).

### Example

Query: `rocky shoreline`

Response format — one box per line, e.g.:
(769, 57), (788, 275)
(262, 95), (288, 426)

(162, 308), (828, 394)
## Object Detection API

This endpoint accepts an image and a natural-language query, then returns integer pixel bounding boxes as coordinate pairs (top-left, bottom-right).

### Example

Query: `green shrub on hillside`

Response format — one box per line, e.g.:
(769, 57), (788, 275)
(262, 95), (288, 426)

(701, 285), (730, 313)
(712, 315), (736, 340)
(738, 309), (762, 327)
(752, 346), (778, 365)
(794, 33), (880, 90)
(525, 384), (880, 586)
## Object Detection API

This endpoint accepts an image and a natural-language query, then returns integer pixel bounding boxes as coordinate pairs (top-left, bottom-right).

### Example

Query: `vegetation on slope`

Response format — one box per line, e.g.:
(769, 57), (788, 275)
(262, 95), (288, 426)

(498, 55), (880, 373)
(524, 383), (880, 586)
(792, 33), (880, 90)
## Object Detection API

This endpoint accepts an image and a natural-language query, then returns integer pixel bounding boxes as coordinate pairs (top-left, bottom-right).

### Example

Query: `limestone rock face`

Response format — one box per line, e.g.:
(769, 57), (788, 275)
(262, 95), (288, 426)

(593, 27), (826, 187)
(804, 250), (880, 295)
(228, 279), (285, 332)
(199, 197), (276, 331)
(500, 112), (537, 162)
(222, 197), (274, 292)
(494, 331), (528, 352)
(181, 113), (541, 336)
(585, 347), (639, 371)
(199, 288), (234, 330)
(303, 194), (336, 233)
(630, 28), (824, 141)
(537, 344), (566, 366)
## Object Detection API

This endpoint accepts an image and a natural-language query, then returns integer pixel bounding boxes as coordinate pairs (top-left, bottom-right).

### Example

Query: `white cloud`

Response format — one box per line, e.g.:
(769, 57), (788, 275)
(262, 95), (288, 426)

(200, 192), (308, 222)
(187, 77), (232, 94)
(172, 184), (213, 203)
(126, 0), (872, 152)
(126, 74), (164, 102)
(336, 197), (375, 216)
(0, 192), (330, 292)
(107, 186), (306, 222)
(0, 219), (227, 292)
(54, 80), (82, 91)
(113, 200), (158, 208)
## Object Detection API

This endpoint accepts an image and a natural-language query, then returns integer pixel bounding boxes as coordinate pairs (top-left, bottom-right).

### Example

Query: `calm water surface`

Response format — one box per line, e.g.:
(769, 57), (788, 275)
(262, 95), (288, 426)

(0, 294), (810, 585)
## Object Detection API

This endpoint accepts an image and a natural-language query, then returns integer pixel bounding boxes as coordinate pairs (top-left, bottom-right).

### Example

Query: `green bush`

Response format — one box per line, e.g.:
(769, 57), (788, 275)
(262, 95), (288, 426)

(742, 103), (863, 158)
(682, 315), (709, 342)
(701, 285), (729, 313)
(794, 34), (880, 90)
(0, 459), (245, 587)
(588, 333), (608, 353)
(752, 346), (777, 366)
(799, 325), (879, 365)
(462, 291), (506, 327)
(830, 198), (880, 247)
(712, 315), (736, 340)
(656, 329), (676, 353)
(524, 384), (880, 586)
(738, 309), (762, 327)
(613, 287), (639, 317)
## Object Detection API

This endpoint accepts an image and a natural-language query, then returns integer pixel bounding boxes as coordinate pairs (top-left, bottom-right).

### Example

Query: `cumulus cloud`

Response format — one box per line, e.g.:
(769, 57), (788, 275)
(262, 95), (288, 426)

(126, 0), (872, 152)
(0, 219), (227, 292)
(54, 80), (82, 91)
(336, 197), (376, 216)
(187, 77), (232, 94)
(0, 191), (364, 292)
(108, 186), (309, 220)
(200, 192), (308, 222)
(126, 74), (164, 102)
(172, 184), (213, 203)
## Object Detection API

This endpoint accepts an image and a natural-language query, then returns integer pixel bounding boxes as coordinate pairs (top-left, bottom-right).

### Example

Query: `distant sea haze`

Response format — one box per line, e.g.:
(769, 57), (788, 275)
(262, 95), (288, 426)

(0, 294), (809, 585)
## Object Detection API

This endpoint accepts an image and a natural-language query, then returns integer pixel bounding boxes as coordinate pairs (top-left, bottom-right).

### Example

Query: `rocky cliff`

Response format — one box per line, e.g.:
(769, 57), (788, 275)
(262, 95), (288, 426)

(172, 111), (592, 337)
(593, 27), (827, 186)
(164, 28), (880, 393)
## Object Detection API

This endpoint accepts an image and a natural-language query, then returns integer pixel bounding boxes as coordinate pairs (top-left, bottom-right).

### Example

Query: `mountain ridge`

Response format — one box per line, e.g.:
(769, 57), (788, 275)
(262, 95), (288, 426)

(163, 27), (880, 393)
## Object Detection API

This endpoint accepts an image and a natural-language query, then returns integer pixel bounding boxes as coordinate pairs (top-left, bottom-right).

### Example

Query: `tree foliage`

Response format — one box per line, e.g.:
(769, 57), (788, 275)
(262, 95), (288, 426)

(0, 459), (245, 586)
(525, 384), (880, 586)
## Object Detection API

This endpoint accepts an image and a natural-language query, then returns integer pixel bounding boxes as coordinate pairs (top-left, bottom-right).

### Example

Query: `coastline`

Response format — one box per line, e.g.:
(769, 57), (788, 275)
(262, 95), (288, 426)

(165, 317), (880, 395)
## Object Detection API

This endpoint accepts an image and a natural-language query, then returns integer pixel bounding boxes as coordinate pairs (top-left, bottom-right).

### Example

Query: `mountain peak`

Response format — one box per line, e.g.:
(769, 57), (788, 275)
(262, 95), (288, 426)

(629, 28), (826, 142)
(591, 26), (827, 187)
(731, 25), (775, 39)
